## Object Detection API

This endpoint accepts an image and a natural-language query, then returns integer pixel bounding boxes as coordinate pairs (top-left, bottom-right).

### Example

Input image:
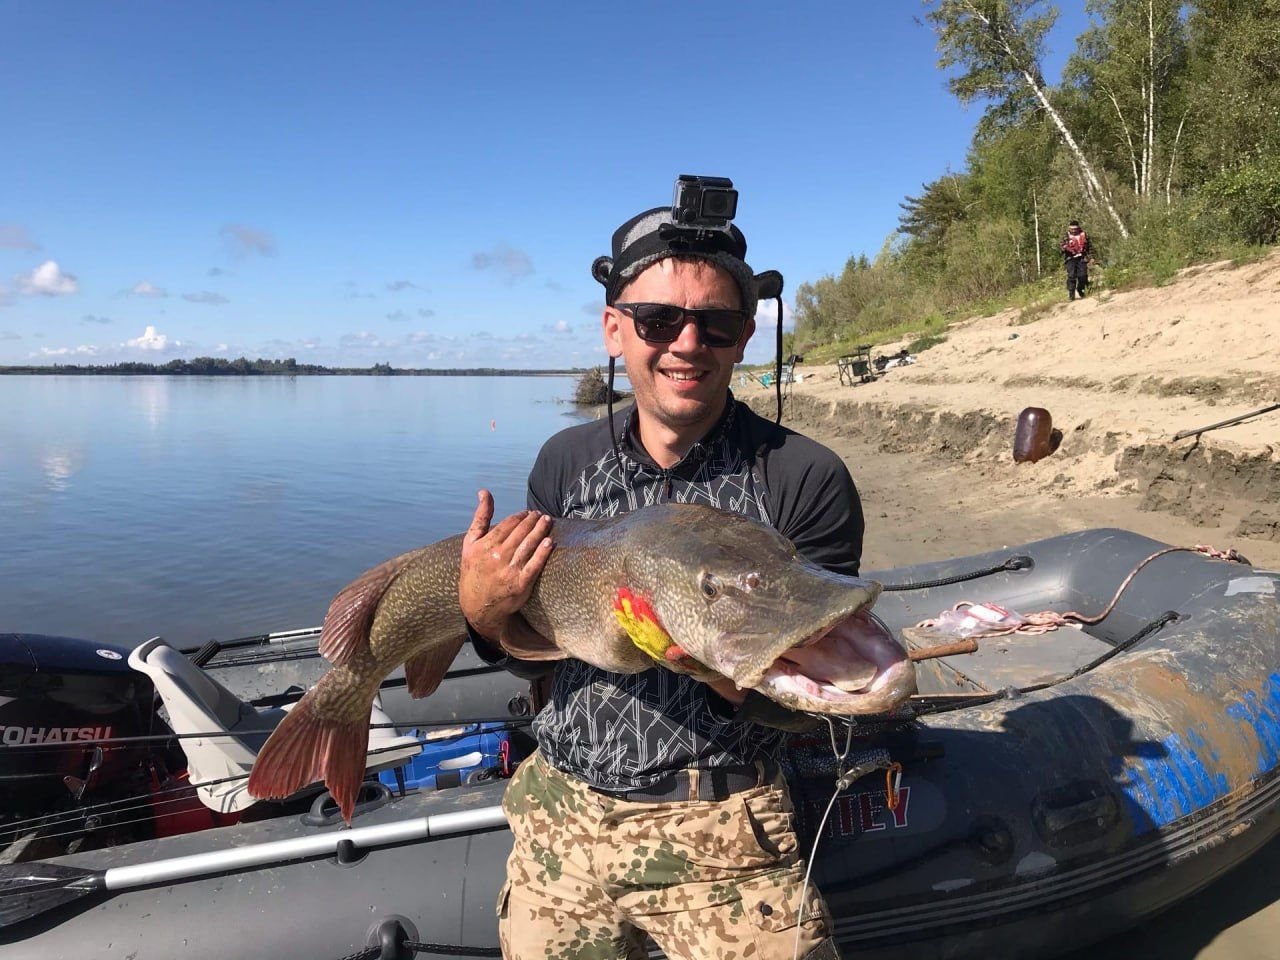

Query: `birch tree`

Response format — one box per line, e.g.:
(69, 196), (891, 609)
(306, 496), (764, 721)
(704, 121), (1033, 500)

(1070, 0), (1187, 202)
(923, 0), (1130, 237)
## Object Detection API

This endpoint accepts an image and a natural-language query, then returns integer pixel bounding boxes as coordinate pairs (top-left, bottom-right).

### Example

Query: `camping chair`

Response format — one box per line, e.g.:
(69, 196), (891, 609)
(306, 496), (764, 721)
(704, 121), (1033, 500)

(837, 345), (874, 386)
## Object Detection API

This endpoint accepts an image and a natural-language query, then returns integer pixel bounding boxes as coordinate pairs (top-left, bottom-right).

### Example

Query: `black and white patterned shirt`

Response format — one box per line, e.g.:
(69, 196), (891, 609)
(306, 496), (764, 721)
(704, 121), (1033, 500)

(523, 394), (863, 792)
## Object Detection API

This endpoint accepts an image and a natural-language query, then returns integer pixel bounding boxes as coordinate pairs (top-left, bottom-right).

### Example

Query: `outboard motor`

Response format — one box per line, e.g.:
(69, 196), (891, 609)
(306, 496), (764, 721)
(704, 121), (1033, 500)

(0, 634), (166, 856)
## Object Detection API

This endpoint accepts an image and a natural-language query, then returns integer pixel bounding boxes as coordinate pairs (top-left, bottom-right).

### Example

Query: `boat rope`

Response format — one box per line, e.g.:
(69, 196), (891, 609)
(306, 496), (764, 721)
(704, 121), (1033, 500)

(910, 544), (1242, 641)
(880, 555), (1032, 593)
(910, 609), (1181, 717)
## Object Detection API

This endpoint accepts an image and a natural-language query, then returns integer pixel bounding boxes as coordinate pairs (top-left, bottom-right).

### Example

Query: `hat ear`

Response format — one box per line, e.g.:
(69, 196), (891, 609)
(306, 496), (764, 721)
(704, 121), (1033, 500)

(754, 270), (783, 301)
(591, 256), (613, 287)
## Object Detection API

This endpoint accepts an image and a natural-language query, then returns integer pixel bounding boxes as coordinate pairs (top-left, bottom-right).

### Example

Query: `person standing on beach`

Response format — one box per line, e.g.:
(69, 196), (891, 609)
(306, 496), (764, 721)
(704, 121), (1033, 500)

(1061, 219), (1092, 300)
(458, 177), (864, 959)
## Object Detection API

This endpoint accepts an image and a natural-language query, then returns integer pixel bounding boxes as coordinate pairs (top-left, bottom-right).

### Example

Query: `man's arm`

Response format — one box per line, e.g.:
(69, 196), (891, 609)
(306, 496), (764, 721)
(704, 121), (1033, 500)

(463, 443), (569, 678)
(457, 490), (558, 679)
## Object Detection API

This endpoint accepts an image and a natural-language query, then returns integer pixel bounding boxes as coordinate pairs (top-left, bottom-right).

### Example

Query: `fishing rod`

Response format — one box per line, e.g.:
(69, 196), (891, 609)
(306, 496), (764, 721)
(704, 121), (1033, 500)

(0, 804), (510, 931)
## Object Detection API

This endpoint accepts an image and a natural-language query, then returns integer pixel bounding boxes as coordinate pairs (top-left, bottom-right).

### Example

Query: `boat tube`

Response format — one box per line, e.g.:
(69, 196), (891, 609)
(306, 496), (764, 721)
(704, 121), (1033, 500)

(1, 528), (1275, 959)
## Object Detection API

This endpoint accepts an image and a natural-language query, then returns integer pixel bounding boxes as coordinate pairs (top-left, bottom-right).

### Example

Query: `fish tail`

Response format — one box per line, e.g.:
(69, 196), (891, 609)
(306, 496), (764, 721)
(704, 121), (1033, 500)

(247, 674), (377, 824)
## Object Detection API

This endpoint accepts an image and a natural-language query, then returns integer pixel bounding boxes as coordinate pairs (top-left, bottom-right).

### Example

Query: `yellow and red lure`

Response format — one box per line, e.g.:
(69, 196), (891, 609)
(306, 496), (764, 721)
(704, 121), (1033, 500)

(613, 587), (695, 667)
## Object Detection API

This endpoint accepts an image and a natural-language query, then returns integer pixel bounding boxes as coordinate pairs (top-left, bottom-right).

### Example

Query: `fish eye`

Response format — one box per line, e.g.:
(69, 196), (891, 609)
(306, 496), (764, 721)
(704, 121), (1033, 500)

(700, 573), (719, 599)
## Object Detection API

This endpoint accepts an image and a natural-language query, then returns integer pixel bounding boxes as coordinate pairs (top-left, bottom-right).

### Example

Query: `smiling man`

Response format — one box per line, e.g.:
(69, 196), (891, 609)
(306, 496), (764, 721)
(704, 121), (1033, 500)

(459, 179), (864, 959)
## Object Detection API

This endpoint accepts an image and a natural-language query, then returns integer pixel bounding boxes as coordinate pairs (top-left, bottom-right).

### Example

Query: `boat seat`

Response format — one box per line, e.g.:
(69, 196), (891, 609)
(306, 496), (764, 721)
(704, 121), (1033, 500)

(129, 636), (422, 815)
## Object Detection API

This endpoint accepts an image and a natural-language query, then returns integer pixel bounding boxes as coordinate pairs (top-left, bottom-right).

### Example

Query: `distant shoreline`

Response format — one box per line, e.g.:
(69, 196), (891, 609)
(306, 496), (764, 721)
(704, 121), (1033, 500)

(0, 364), (592, 377)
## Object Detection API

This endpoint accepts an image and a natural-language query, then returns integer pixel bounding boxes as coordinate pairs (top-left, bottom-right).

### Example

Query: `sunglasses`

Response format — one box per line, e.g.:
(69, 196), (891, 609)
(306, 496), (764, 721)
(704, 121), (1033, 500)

(613, 302), (749, 349)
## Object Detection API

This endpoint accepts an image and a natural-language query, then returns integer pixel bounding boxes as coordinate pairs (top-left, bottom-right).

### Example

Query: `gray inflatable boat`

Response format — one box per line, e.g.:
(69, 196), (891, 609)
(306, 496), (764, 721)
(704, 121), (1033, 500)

(2, 528), (1277, 959)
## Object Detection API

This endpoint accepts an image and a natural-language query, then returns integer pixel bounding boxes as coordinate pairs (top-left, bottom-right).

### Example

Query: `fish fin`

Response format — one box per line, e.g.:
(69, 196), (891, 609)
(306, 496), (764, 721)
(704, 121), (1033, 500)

(247, 684), (373, 825)
(319, 552), (418, 666)
(404, 634), (466, 699)
(498, 628), (568, 662)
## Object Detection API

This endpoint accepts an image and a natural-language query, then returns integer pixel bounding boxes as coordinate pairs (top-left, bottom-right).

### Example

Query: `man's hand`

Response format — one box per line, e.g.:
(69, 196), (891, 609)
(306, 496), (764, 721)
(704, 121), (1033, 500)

(458, 490), (554, 645)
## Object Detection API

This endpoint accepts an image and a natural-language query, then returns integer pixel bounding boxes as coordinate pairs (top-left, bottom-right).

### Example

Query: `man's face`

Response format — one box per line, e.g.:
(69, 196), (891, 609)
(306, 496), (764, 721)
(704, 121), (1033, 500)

(1068, 224), (1081, 234)
(602, 258), (754, 437)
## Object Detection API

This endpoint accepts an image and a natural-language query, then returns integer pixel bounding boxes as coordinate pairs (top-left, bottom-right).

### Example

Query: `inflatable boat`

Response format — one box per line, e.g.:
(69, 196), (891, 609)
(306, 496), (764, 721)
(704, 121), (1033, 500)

(2, 528), (1276, 959)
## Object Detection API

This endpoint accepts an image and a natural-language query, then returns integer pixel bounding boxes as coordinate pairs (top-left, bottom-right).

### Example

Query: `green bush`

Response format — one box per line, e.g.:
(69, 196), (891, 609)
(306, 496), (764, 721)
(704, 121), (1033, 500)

(573, 366), (620, 405)
(1200, 161), (1280, 246)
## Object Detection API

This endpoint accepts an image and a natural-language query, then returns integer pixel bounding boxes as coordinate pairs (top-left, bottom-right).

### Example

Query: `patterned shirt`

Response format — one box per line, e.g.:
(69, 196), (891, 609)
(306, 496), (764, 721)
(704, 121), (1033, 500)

(520, 394), (864, 792)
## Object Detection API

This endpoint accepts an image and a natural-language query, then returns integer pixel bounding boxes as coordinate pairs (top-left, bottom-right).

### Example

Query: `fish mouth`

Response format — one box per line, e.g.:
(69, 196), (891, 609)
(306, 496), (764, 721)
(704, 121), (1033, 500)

(748, 609), (916, 715)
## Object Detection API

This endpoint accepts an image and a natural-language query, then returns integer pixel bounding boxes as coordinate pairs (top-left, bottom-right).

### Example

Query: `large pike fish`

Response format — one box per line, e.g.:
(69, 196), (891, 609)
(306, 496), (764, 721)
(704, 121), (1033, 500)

(248, 503), (915, 821)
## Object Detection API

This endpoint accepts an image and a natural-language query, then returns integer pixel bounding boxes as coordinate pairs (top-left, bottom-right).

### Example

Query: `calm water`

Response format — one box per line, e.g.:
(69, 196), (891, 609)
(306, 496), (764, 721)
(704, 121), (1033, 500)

(1, 375), (589, 648)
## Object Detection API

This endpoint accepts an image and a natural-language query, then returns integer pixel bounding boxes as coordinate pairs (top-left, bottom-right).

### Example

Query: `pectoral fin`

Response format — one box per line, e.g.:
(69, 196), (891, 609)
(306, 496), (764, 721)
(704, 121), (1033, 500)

(498, 626), (568, 662)
(404, 634), (467, 698)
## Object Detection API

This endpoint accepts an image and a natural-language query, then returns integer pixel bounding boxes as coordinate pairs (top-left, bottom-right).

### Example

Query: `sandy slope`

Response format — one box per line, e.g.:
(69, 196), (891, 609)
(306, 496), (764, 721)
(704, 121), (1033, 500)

(742, 249), (1280, 569)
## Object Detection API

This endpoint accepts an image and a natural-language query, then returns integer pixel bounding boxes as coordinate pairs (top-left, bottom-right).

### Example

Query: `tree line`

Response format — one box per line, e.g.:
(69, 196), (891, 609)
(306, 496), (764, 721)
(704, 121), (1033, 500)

(0, 357), (586, 376)
(793, 0), (1280, 352)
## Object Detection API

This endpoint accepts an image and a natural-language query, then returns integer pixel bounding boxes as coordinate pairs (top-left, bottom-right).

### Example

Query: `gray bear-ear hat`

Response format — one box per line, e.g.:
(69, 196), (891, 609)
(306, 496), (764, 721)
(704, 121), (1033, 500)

(591, 207), (781, 315)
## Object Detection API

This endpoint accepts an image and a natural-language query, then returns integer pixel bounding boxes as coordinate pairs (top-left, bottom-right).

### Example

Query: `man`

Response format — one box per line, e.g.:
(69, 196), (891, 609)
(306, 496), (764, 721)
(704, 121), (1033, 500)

(1060, 219), (1091, 300)
(459, 180), (863, 960)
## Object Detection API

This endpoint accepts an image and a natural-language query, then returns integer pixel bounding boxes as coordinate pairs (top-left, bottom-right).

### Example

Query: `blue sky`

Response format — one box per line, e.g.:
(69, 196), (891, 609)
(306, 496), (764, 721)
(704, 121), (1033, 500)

(0, 1), (1090, 368)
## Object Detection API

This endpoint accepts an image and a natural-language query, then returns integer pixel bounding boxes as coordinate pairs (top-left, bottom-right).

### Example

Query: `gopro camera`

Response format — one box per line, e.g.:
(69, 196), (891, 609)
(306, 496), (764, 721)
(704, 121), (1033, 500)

(672, 175), (738, 227)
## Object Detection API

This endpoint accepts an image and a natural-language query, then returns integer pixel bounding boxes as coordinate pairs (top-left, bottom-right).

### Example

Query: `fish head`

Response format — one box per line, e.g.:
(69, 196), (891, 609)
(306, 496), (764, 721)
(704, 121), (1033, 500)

(617, 505), (916, 715)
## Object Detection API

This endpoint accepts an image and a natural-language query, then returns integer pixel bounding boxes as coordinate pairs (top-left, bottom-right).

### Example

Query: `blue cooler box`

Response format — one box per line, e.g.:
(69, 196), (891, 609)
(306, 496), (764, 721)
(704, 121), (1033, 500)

(378, 722), (512, 791)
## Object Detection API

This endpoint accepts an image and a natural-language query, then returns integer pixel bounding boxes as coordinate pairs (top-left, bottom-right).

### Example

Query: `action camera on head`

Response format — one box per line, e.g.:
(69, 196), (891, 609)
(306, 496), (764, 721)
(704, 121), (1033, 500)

(672, 174), (738, 227)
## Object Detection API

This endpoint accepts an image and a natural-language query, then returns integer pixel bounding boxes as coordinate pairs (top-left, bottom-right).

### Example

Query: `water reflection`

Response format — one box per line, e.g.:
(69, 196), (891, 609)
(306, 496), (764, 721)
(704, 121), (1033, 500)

(40, 448), (80, 492)
(3, 375), (581, 647)
(128, 377), (170, 430)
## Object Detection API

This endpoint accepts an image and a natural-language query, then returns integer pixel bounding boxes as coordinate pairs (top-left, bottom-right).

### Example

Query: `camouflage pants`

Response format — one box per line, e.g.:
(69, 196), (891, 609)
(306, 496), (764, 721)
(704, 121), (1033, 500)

(497, 752), (836, 960)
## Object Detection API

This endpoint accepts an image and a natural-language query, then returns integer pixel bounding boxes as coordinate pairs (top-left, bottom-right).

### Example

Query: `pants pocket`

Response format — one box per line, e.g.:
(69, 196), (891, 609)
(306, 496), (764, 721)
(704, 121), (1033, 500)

(736, 868), (832, 956)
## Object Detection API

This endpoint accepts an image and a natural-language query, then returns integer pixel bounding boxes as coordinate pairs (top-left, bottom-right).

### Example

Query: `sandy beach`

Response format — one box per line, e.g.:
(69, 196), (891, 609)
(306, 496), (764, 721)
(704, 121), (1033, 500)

(738, 250), (1279, 957)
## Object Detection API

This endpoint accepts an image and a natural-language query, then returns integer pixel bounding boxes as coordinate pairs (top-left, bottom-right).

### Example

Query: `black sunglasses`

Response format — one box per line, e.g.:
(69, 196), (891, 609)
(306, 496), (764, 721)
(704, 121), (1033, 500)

(613, 302), (749, 349)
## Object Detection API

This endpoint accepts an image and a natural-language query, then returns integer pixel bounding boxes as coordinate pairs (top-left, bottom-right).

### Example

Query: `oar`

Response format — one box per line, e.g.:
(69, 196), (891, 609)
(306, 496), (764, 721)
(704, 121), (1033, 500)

(0, 805), (508, 930)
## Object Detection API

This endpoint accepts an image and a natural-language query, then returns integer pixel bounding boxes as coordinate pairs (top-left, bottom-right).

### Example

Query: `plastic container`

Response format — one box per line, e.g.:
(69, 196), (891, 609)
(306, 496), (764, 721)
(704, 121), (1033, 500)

(1013, 407), (1054, 463)
(377, 722), (513, 792)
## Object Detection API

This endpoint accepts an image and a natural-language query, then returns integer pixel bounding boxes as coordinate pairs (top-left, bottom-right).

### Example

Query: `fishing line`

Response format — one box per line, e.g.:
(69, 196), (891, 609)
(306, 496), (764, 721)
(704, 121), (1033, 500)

(792, 716), (853, 960)
(1, 717), (531, 749)
(0, 725), (526, 843)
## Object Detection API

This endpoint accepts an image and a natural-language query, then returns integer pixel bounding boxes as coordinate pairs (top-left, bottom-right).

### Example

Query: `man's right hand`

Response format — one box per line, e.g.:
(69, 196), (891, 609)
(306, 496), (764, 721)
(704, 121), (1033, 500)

(458, 489), (554, 645)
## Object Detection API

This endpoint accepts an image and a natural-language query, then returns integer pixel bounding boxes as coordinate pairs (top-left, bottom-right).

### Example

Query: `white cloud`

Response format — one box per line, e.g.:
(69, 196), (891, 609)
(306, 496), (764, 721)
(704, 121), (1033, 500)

(754, 299), (794, 331)
(129, 280), (168, 298)
(125, 325), (182, 352)
(471, 244), (534, 282)
(220, 223), (275, 258)
(0, 224), (39, 250)
(339, 331), (385, 349)
(17, 260), (79, 296)
(36, 344), (99, 357)
(182, 291), (229, 305)
(81, 314), (113, 324)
